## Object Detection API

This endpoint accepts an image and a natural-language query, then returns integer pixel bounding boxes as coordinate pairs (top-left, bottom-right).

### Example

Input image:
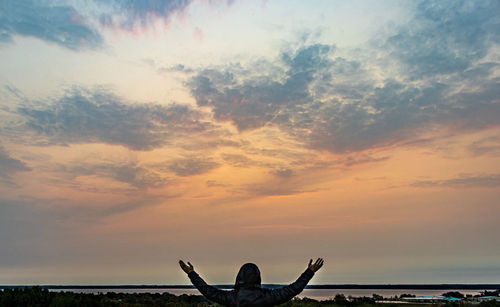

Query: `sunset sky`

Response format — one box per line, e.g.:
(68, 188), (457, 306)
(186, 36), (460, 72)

(0, 0), (499, 285)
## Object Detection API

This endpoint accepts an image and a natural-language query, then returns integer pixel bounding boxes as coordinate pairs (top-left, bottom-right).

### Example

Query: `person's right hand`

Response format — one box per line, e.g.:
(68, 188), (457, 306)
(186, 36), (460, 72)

(179, 260), (194, 274)
(308, 258), (324, 272)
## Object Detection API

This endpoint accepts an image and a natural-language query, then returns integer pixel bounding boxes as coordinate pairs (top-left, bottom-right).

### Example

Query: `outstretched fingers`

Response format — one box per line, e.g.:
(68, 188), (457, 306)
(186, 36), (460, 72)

(308, 258), (324, 272)
(179, 260), (194, 274)
(315, 258), (324, 269)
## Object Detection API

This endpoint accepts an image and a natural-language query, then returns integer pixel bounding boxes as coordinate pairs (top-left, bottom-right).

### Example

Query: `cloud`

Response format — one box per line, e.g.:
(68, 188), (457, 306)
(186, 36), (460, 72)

(0, 145), (31, 184)
(0, 0), (195, 50)
(337, 154), (390, 167)
(0, 0), (104, 50)
(242, 224), (319, 231)
(189, 44), (334, 131)
(96, 0), (192, 31)
(187, 0), (500, 154)
(167, 157), (219, 177)
(272, 168), (294, 178)
(143, 58), (195, 75)
(157, 63), (194, 74)
(179, 138), (242, 151)
(186, 43), (377, 152)
(412, 174), (500, 188)
(206, 180), (227, 188)
(221, 152), (306, 175)
(58, 161), (168, 190)
(467, 135), (500, 157)
(384, 0), (500, 78)
(0, 146), (31, 180)
(244, 184), (301, 196)
(18, 87), (213, 150)
(243, 182), (317, 197)
(221, 153), (254, 168)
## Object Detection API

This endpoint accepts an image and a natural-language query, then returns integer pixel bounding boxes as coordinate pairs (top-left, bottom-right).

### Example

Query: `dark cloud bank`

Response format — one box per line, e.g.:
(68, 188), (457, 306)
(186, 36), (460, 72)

(188, 0), (500, 154)
(0, 0), (193, 50)
(19, 87), (212, 151)
(11, 87), (223, 186)
(0, 0), (103, 50)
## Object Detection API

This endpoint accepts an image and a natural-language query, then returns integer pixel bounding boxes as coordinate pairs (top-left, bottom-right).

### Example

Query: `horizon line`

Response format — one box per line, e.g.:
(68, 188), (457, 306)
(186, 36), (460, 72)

(1, 284), (499, 290)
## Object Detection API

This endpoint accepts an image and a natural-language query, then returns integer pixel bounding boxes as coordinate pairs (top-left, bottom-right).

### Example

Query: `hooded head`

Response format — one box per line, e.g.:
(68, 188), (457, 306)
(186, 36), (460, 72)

(234, 263), (261, 290)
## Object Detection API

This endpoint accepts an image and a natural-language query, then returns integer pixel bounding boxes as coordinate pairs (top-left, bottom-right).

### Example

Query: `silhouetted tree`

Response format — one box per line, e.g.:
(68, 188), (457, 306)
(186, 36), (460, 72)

(372, 294), (383, 301)
(481, 290), (500, 297)
(333, 294), (348, 305)
(442, 291), (465, 298)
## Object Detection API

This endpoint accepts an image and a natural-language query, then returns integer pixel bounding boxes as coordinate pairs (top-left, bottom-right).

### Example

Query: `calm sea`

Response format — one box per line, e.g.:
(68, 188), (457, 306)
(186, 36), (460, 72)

(48, 288), (485, 301)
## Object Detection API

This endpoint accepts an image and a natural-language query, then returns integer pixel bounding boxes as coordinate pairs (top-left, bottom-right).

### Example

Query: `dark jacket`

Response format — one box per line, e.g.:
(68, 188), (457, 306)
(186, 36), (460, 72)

(188, 263), (315, 307)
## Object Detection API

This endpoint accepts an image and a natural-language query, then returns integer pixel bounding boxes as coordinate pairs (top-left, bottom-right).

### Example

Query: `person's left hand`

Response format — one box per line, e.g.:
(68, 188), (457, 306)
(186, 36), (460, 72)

(179, 260), (194, 274)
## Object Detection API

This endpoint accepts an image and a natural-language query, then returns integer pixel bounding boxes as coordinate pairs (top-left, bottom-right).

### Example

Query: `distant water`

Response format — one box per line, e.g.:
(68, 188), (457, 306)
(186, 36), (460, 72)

(48, 288), (484, 300)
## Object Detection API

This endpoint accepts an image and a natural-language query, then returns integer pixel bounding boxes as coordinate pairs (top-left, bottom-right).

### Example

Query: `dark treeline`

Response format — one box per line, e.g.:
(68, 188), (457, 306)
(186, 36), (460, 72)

(1, 287), (500, 307)
(2, 284), (500, 290)
(0, 287), (209, 307)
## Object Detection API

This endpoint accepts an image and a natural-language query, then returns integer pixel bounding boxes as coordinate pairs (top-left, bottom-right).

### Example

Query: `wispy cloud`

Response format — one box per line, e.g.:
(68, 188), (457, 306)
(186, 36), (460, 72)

(206, 180), (227, 188)
(58, 161), (168, 190)
(0, 145), (31, 181)
(337, 153), (390, 167)
(156, 63), (194, 74)
(271, 168), (294, 178)
(243, 184), (308, 197)
(221, 153), (255, 168)
(242, 224), (320, 231)
(412, 174), (500, 188)
(95, 0), (192, 31)
(166, 157), (220, 177)
(467, 135), (500, 157)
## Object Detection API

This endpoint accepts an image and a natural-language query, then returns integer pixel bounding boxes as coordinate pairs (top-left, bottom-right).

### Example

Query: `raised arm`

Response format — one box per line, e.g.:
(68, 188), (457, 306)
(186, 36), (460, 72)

(179, 260), (235, 306)
(265, 258), (324, 306)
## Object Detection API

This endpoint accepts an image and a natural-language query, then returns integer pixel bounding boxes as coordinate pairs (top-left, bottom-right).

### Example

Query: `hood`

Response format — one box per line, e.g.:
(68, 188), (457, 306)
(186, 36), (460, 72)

(234, 263), (261, 290)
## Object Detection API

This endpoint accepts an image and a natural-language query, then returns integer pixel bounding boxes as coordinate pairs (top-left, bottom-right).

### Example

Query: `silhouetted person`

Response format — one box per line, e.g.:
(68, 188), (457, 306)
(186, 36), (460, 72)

(179, 258), (324, 307)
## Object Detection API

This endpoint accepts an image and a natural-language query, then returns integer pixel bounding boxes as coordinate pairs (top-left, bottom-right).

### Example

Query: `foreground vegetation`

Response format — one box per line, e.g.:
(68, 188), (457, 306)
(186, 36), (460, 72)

(1, 287), (499, 307)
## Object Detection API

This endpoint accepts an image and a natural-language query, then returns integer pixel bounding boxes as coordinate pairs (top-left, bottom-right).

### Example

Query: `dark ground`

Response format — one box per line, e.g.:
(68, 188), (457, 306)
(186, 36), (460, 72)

(1, 287), (499, 307)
